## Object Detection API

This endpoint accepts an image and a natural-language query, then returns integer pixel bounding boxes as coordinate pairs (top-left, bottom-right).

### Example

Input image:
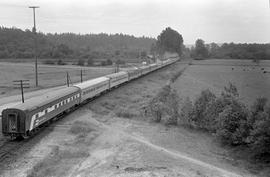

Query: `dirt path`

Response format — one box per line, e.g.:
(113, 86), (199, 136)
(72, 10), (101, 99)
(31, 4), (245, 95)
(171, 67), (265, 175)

(87, 117), (244, 177)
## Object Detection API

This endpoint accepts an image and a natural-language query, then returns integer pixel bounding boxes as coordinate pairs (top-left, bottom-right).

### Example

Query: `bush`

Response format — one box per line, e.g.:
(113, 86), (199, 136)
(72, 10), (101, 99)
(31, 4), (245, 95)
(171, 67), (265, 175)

(115, 108), (137, 118)
(248, 98), (270, 157)
(43, 59), (55, 65)
(148, 85), (179, 125)
(191, 89), (216, 129)
(69, 121), (94, 136)
(101, 61), (107, 66)
(106, 59), (113, 65)
(179, 97), (194, 127)
(87, 58), (93, 66)
(215, 102), (249, 145)
(222, 82), (239, 98)
(57, 59), (66, 65)
(77, 59), (85, 66)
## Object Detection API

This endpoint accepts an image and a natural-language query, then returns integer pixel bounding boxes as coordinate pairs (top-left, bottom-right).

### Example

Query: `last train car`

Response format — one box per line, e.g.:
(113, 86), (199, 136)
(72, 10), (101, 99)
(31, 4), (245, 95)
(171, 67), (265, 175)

(1, 86), (80, 138)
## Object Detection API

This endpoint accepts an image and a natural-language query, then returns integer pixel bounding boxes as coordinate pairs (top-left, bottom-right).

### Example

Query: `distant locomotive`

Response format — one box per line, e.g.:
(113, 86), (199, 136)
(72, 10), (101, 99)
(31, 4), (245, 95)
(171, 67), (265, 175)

(1, 57), (178, 138)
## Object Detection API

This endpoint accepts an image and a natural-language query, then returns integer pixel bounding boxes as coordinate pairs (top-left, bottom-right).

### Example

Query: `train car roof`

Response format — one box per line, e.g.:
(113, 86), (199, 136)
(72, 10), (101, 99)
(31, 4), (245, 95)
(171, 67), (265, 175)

(105, 71), (128, 78)
(127, 68), (140, 73)
(6, 86), (80, 112)
(138, 65), (151, 69)
(73, 76), (109, 90)
(149, 63), (157, 66)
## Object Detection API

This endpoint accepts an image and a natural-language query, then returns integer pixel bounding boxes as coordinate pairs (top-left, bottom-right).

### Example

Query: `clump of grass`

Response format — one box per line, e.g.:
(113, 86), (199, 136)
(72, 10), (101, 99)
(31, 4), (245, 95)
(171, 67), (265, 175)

(100, 100), (115, 110)
(115, 108), (137, 118)
(69, 121), (94, 136)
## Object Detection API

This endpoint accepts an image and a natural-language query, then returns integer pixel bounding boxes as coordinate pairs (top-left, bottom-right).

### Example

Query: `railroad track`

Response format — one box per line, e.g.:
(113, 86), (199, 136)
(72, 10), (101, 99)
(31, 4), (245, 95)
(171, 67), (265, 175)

(0, 139), (25, 162)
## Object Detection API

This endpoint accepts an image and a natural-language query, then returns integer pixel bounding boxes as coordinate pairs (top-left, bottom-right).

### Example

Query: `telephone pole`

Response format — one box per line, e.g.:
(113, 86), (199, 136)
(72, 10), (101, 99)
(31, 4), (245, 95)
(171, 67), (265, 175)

(29, 6), (39, 87)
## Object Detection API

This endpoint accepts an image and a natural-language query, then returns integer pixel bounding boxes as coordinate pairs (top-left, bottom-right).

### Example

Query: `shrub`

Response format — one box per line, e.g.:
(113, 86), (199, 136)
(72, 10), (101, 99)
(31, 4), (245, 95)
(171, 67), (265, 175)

(215, 101), (249, 145)
(222, 82), (239, 98)
(163, 89), (180, 125)
(248, 98), (270, 157)
(106, 59), (113, 65)
(101, 61), (107, 66)
(57, 59), (66, 65)
(77, 59), (85, 66)
(115, 108), (137, 118)
(43, 59), (55, 65)
(87, 58), (93, 66)
(179, 97), (194, 127)
(191, 89), (216, 129)
(69, 121), (94, 136)
(148, 85), (179, 125)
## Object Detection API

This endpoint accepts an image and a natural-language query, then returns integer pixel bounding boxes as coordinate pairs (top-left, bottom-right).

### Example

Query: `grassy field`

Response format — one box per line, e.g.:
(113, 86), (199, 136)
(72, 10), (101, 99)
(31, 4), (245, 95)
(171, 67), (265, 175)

(173, 59), (270, 105)
(0, 62), (115, 97)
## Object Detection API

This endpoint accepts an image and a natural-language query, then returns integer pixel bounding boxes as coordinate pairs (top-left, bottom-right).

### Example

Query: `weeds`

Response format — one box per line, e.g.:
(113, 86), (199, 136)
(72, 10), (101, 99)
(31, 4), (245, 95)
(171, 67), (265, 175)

(115, 108), (137, 118)
(69, 121), (94, 136)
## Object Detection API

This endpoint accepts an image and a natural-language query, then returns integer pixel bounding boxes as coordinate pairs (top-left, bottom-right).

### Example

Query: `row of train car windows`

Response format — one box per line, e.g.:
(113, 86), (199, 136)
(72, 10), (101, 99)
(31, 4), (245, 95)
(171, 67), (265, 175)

(35, 93), (80, 119)
(83, 83), (108, 95)
(130, 72), (140, 76)
(112, 77), (127, 83)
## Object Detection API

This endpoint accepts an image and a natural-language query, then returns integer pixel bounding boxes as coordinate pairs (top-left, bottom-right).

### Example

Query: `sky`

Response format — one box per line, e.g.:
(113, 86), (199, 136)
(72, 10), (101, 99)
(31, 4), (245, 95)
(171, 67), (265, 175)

(0, 0), (269, 44)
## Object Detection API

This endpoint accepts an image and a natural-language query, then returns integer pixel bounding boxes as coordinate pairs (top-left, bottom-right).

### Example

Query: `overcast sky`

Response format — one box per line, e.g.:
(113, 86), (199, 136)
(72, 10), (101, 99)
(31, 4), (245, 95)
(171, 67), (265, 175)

(0, 0), (269, 44)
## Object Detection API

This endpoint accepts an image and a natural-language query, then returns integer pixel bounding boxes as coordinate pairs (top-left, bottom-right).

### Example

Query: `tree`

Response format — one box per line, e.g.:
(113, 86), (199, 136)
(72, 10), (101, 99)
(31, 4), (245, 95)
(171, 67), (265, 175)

(156, 27), (184, 56)
(77, 59), (85, 66)
(106, 59), (113, 65)
(140, 51), (147, 59)
(194, 39), (209, 59)
(87, 58), (93, 66)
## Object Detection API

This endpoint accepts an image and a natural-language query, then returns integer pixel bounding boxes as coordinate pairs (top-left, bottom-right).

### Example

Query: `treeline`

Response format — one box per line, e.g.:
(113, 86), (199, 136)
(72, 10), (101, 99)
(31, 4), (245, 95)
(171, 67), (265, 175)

(0, 27), (155, 60)
(190, 39), (270, 60)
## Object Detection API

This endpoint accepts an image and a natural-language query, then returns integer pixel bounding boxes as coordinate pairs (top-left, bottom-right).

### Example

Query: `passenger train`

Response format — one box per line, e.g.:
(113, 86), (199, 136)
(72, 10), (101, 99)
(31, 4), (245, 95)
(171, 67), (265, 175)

(1, 57), (178, 138)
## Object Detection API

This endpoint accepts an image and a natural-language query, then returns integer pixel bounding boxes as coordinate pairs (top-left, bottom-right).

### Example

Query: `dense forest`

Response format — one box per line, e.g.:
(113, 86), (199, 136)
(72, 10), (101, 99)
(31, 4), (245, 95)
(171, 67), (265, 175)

(0, 27), (155, 60)
(191, 39), (270, 60)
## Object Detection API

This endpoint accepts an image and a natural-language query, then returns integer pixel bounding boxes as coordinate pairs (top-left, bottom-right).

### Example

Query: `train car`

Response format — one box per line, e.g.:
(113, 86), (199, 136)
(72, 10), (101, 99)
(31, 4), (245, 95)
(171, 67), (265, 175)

(1, 87), (80, 138)
(139, 65), (151, 75)
(127, 69), (141, 81)
(73, 77), (109, 102)
(149, 63), (158, 72)
(105, 71), (129, 88)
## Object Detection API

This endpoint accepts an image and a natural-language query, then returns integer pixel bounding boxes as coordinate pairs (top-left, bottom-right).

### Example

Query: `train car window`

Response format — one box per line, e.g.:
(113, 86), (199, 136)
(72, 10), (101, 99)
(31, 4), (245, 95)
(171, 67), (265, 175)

(45, 109), (48, 114)
(55, 105), (57, 109)
(35, 114), (39, 118)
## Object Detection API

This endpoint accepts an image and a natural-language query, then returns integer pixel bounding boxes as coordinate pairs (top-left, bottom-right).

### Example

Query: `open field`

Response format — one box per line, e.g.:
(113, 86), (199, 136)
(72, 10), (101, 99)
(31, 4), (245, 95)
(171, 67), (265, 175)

(0, 62), (115, 98)
(174, 59), (270, 105)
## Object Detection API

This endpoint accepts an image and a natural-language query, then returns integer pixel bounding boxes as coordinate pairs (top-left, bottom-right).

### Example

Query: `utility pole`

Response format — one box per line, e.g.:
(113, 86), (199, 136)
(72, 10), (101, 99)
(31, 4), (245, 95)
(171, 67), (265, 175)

(66, 72), (70, 87)
(29, 6), (39, 87)
(13, 80), (30, 103)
